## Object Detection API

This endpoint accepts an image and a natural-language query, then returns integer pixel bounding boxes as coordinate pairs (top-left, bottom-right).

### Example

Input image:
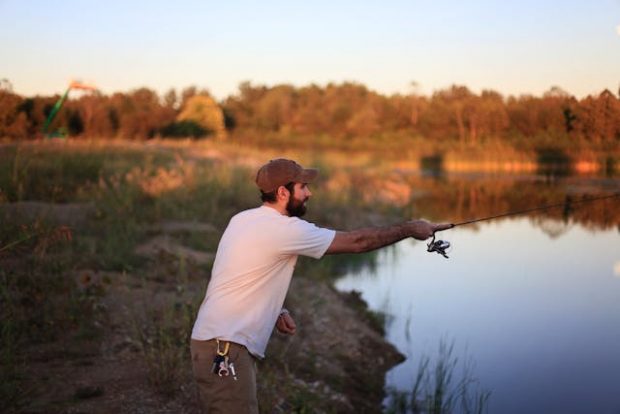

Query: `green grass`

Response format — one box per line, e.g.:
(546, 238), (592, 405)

(386, 339), (491, 414)
(0, 276), (30, 413)
(0, 141), (394, 411)
(131, 298), (197, 398)
(0, 227), (106, 412)
(0, 144), (176, 203)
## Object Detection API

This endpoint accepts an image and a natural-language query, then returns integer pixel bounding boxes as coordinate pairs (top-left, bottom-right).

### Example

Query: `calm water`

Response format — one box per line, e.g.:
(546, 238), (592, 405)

(336, 178), (620, 414)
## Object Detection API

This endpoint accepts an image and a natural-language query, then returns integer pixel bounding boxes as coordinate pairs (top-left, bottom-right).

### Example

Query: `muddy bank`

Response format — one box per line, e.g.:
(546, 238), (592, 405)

(262, 276), (405, 413)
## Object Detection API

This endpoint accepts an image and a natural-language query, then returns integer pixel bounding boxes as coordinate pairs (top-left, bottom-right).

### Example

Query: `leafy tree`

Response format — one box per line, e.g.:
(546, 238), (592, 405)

(110, 88), (172, 139)
(177, 94), (225, 138)
(0, 90), (28, 138)
(2, 79), (620, 149)
(576, 90), (620, 144)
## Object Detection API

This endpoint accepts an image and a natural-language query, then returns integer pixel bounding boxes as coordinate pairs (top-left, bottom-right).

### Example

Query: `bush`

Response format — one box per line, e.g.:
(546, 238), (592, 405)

(160, 120), (211, 139)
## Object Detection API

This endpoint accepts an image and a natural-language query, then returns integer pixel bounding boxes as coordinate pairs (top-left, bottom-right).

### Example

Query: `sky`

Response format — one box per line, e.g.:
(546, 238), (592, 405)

(1, 0), (619, 100)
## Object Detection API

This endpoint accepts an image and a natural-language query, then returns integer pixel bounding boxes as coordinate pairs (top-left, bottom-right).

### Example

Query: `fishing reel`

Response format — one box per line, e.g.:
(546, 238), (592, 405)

(427, 233), (451, 259)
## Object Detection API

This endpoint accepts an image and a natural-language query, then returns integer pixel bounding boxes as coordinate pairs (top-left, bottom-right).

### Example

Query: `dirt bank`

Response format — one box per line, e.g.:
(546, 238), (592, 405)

(7, 215), (403, 414)
(17, 271), (403, 414)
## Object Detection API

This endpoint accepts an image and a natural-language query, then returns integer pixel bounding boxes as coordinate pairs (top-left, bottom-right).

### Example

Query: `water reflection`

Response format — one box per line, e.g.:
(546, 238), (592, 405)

(336, 216), (620, 414)
(347, 167), (620, 231)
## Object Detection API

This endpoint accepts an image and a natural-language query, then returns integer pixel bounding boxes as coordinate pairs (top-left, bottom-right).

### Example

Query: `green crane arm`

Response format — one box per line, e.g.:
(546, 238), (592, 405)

(42, 86), (71, 135)
(41, 81), (96, 137)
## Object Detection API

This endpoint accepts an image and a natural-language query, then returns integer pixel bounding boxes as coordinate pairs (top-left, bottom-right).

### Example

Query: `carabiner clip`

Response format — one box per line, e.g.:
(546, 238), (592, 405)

(216, 339), (230, 356)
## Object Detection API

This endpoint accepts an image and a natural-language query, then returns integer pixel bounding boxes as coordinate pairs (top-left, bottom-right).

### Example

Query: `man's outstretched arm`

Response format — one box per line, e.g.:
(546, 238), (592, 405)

(325, 220), (453, 255)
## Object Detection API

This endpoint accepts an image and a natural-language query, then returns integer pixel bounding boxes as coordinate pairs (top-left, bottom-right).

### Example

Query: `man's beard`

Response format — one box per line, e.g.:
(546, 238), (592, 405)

(286, 196), (307, 217)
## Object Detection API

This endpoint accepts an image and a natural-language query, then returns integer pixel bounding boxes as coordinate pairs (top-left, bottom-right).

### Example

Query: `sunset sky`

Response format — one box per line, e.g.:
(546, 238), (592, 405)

(1, 0), (619, 99)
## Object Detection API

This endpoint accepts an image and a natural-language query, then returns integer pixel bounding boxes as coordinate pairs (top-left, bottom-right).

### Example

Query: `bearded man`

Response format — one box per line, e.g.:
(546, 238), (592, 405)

(190, 158), (451, 413)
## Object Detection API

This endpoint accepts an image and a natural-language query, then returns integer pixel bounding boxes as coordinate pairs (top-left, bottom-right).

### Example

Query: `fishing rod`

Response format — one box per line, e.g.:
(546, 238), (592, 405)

(427, 192), (620, 258)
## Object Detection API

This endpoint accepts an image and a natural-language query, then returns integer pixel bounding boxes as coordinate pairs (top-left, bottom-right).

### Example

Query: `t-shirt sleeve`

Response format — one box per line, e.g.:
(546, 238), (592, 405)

(279, 218), (336, 259)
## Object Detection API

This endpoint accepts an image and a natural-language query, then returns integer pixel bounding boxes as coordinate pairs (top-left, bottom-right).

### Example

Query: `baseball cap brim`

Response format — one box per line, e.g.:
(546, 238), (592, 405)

(298, 168), (318, 184)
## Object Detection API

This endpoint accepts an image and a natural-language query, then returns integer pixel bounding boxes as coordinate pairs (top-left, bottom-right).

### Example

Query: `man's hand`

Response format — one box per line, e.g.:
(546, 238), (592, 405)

(409, 220), (454, 240)
(276, 311), (297, 335)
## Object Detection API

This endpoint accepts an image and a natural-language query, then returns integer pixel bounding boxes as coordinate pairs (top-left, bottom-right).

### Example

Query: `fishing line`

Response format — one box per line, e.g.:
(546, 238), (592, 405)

(427, 192), (620, 258)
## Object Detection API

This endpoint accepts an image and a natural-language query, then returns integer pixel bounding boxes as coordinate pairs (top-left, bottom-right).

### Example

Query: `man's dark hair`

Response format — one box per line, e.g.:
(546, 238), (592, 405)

(261, 181), (295, 203)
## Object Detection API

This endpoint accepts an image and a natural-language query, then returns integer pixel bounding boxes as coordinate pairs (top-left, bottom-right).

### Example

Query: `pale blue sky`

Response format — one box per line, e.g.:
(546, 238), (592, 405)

(1, 0), (619, 99)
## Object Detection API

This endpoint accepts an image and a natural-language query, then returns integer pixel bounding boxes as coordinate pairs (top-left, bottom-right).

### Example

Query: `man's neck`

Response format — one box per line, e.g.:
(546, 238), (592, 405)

(262, 202), (289, 216)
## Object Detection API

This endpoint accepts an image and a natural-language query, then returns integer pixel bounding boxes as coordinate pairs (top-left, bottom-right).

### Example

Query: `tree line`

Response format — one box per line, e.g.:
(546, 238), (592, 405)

(1, 79), (619, 148)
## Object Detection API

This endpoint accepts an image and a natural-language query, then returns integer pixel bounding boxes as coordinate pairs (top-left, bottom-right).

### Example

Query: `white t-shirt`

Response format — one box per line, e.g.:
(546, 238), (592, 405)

(191, 205), (336, 358)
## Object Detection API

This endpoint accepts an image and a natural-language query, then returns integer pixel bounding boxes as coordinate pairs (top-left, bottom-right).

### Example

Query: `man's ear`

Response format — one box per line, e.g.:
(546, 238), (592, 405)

(276, 185), (289, 201)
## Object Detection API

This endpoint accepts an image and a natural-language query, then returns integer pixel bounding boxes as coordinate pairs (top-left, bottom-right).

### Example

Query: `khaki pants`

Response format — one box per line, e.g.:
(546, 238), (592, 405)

(190, 339), (258, 414)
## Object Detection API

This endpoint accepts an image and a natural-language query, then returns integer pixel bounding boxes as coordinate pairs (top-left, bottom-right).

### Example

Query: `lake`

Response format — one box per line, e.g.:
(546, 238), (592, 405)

(336, 173), (620, 414)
